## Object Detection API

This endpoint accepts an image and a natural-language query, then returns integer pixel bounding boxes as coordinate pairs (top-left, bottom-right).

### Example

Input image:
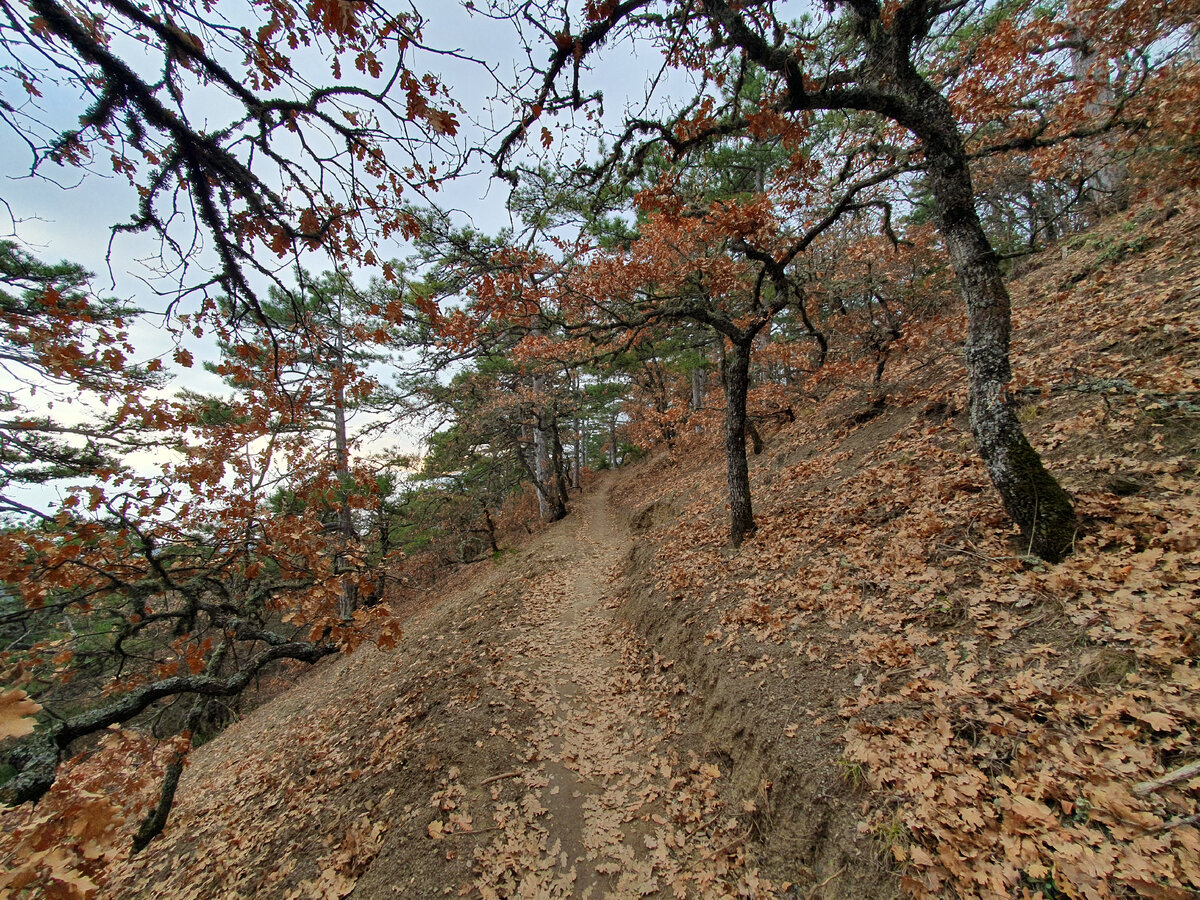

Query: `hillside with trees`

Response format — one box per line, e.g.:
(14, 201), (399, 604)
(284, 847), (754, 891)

(0, 1), (1197, 898)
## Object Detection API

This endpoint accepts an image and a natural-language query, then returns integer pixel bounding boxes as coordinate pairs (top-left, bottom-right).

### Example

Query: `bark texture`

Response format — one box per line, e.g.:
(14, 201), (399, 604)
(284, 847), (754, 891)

(573, 417), (584, 489)
(723, 342), (756, 548)
(532, 411), (566, 522)
(692, 0), (1078, 561)
(911, 86), (1077, 562)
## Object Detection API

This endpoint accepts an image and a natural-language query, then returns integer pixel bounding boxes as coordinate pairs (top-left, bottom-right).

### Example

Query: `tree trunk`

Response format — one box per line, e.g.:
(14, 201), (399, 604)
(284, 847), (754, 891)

(332, 348), (358, 621)
(696, 0), (1074, 560)
(573, 416), (584, 488)
(1069, 4), (1127, 216)
(691, 364), (707, 434)
(1023, 187), (1041, 249)
(608, 416), (618, 468)
(551, 418), (571, 506)
(532, 403), (566, 522)
(532, 377), (549, 512)
(482, 507), (499, 554)
(133, 640), (227, 851)
(915, 91), (1076, 562)
(529, 357), (567, 522)
(369, 498), (392, 605)
(723, 340), (756, 548)
(746, 420), (764, 455)
(133, 748), (187, 852)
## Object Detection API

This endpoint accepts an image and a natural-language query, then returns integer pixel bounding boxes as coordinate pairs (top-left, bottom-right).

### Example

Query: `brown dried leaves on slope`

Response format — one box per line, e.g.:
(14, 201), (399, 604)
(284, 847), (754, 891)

(15, 198), (1198, 900)
(615, 196), (1200, 899)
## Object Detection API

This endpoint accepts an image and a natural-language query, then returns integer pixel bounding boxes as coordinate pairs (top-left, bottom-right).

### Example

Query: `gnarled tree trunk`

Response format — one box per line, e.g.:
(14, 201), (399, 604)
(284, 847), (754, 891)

(723, 340), (755, 547)
(913, 88), (1077, 562)
(695, 0), (1078, 562)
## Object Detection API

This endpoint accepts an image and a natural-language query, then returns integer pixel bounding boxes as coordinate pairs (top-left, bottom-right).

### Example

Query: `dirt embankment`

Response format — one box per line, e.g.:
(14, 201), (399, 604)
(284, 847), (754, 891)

(608, 195), (1200, 900)
(617, 447), (907, 900)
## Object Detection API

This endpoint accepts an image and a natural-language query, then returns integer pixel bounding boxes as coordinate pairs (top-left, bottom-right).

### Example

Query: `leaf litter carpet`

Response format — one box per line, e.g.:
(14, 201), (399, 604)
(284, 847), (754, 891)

(98, 197), (1200, 900)
(104, 483), (776, 899)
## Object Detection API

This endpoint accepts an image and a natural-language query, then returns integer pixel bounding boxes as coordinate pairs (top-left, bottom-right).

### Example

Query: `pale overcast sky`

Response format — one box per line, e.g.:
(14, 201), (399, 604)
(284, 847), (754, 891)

(0, 2), (694, 504)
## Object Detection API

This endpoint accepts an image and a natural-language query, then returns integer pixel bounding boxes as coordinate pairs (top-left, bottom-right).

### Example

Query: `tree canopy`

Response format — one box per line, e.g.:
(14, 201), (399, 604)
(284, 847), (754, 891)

(1, 0), (1198, 893)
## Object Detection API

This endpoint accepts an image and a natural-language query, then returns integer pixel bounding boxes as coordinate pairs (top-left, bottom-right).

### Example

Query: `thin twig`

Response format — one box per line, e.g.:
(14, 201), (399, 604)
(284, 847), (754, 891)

(480, 770), (523, 787)
(1134, 759), (1200, 796)
(699, 831), (747, 862)
(687, 808), (727, 837)
(805, 866), (846, 899)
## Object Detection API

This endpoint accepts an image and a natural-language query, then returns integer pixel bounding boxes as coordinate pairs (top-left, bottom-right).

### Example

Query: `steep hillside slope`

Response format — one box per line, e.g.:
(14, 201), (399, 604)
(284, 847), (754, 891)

(91, 194), (1200, 900)
(611, 193), (1200, 899)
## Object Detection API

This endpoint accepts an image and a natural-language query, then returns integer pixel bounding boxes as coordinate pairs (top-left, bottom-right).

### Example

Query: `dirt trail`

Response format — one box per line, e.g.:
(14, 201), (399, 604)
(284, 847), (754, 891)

(436, 483), (774, 899)
(103, 481), (774, 900)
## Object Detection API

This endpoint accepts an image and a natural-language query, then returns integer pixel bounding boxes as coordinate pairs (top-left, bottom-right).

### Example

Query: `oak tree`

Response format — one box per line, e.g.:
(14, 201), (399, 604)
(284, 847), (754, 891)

(2, 0), (462, 316)
(487, 0), (1196, 559)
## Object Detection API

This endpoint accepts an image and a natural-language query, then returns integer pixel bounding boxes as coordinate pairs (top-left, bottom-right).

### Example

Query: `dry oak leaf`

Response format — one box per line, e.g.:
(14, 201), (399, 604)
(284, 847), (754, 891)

(288, 866), (356, 900)
(0, 688), (41, 739)
(1121, 878), (1196, 900)
(15, 849), (100, 900)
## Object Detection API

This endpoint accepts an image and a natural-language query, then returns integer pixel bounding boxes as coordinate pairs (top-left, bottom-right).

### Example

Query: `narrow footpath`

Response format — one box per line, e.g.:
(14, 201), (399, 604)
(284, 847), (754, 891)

(451, 485), (775, 899)
(104, 481), (775, 900)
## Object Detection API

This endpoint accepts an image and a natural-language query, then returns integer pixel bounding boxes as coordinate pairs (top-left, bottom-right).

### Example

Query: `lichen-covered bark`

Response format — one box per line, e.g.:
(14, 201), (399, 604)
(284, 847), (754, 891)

(723, 342), (756, 548)
(913, 87), (1077, 562)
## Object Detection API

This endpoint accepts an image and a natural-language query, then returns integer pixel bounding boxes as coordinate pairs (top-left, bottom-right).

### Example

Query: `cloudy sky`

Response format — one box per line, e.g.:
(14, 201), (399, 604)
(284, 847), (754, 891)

(0, 2), (693, 504)
(1, 2), (685, 362)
